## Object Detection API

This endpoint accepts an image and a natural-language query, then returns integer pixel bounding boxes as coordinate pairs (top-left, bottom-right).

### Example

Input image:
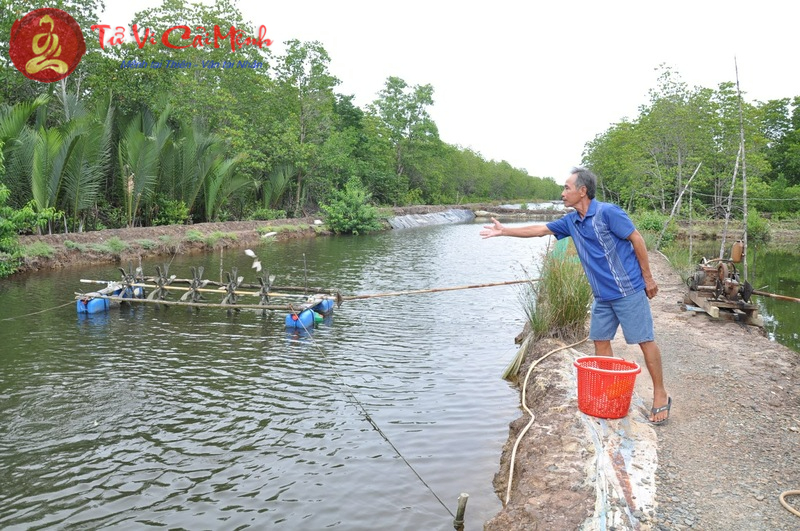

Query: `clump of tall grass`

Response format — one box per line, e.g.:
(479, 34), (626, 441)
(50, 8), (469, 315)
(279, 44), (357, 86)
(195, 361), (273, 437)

(519, 241), (592, 341)
(104, 236), (128, 254)
(204, 231), (237, 247)
(64, 240), (87, 252)
(184, 230), (237, 246)
(257, 224), (309, 235)
(21, 241), (55, 258)
(659, 242), (696, 283)
(83, 236), (129, 255)
(136, 239), (158, 250)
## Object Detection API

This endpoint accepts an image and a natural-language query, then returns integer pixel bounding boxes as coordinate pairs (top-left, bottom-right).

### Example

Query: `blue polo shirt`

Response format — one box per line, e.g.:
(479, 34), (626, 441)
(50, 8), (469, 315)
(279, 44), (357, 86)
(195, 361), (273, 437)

(546, 200), (645, 302)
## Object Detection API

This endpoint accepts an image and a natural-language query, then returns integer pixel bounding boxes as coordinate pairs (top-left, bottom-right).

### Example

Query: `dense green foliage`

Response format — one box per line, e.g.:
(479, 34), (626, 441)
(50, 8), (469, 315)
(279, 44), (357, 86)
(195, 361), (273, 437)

(320, 178), (382, 235)
(583, 66), (800, 225)
(0, 0), (559, 245)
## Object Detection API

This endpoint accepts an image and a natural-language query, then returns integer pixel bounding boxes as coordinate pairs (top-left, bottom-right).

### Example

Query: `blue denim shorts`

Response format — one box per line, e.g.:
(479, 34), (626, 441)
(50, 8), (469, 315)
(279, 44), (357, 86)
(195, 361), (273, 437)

(589, 289), (655, 344)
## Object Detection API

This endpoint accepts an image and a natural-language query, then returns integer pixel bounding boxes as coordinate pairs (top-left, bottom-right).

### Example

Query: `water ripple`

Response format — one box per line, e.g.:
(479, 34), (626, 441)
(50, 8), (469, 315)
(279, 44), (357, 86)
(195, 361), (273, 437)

(0, 223), (551, 530)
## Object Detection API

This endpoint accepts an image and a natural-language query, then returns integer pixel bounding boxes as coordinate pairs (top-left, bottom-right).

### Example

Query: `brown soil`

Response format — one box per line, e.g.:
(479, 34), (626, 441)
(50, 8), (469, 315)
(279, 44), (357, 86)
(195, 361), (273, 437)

(16, 218), (325, 273)
(487, 251), (800, 530)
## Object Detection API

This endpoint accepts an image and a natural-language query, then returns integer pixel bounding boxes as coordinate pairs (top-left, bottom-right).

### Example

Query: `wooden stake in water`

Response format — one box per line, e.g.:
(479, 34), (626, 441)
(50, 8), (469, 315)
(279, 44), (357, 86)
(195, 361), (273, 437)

(453, 492), (469, 531)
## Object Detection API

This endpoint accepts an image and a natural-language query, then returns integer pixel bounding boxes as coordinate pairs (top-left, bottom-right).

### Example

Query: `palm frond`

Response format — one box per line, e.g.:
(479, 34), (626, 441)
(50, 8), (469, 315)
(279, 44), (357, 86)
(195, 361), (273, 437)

(204, 154), (246, 221)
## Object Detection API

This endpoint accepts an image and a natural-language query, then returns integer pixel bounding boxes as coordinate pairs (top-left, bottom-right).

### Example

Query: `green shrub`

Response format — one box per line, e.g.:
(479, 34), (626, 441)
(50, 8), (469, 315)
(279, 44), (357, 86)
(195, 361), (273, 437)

(747, 213), (771, 244)
(320, 178), (383, 235)
(93, 202), (126, 230)
(257, 224), (307, 235)
(153, 198), (190, 226)
(632, 210), (676, 248)
(0, 192), (20, 275)
(632, 210), (667, 232)
(402, 188), (424, 206)
(0, 251), (17, 277)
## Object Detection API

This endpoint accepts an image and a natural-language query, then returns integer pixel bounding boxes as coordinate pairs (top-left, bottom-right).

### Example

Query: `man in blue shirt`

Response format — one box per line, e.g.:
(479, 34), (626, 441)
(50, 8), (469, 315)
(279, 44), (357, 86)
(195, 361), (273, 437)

(480, 167), (671, 424)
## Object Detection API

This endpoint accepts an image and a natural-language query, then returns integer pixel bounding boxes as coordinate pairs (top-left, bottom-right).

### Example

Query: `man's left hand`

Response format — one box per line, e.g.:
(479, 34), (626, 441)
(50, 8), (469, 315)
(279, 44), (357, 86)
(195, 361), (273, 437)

(645, 278), (659, 299)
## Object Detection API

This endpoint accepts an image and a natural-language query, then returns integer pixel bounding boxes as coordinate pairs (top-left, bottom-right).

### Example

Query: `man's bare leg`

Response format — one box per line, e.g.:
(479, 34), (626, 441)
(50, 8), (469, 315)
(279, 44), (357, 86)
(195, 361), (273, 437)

(640, 340), (670, 423)
(594, 340), (613, 356)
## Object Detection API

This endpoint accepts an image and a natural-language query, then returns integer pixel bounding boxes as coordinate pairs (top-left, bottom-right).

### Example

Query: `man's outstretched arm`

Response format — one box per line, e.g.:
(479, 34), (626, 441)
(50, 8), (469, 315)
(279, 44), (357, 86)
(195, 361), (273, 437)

(480, 217), (555, 239)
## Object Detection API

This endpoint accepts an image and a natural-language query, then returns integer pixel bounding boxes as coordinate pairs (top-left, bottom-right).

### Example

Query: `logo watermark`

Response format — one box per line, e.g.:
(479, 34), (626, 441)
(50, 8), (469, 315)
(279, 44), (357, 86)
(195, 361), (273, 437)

(7, 7), (273, 83)
(8, 8), (86, 83)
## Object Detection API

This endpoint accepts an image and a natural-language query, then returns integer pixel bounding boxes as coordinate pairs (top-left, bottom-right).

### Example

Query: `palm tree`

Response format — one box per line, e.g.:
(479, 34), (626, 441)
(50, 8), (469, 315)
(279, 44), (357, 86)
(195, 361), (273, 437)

(202, 152), (246, 221)
(60, 93), (115, 231)
(159, 119), (246, 221)
(117, 107), (171, 227)
(0, 95), (49, 206)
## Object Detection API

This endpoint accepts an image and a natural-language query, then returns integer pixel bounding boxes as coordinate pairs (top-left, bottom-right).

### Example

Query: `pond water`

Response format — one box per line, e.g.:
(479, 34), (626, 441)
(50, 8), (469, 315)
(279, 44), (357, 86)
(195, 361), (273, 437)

(0, 222), (552, 530)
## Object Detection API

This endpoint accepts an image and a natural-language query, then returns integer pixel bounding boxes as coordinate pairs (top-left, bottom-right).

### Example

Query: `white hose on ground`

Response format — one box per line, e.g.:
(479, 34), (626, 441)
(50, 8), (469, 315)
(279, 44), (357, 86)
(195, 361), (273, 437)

(780, 490), (800, 517)
(505, 336), (589, 505)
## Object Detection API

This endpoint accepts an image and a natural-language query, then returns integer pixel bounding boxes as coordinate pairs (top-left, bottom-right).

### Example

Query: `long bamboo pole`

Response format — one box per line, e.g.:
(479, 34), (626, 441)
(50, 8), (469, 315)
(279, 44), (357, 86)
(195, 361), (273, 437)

(657, 162), (701, 249)
(340, 279), (538, 301)
(752, 290), (800, 304)
(735, 57), (749, 281)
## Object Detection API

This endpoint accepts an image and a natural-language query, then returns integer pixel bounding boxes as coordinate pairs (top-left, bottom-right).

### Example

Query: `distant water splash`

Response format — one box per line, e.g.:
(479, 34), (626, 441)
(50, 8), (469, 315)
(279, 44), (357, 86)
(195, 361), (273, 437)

(387, 208), (475, 229)
(499, 201), (565, 211)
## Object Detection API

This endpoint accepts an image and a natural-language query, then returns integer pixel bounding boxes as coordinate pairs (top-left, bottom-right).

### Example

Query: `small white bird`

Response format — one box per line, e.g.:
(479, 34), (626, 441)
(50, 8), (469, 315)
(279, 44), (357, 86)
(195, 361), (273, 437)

(252, 259), (262, 272)
(261, 231), (277, 238)
(244, 249), (256, 258)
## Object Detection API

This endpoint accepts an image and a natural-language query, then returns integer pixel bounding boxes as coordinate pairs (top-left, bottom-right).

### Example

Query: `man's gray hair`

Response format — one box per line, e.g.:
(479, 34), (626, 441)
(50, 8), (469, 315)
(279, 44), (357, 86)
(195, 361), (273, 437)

(571, 166), (597, 199)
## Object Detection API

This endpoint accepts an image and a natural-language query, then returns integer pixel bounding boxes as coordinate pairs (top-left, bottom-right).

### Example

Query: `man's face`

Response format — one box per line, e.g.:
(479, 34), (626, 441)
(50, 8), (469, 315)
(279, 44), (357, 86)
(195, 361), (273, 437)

(561, 174), (584, 206)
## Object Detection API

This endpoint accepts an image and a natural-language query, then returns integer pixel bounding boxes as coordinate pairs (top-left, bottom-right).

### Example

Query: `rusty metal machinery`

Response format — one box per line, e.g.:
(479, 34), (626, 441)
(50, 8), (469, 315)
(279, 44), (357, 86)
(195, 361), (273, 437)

(684, 253), (762, 326)
(687, 258), (753, 303)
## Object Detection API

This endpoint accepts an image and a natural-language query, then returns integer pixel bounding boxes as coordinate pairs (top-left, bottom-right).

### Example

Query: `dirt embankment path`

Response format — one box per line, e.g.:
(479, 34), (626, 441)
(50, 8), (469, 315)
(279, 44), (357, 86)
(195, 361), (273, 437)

(487, 251), (800, 530)
(13, 205), (544, 273)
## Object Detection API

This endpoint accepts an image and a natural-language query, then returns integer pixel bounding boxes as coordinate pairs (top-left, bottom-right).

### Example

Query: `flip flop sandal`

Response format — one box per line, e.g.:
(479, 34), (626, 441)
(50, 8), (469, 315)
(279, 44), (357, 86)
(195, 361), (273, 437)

(650, 396), (672, 425)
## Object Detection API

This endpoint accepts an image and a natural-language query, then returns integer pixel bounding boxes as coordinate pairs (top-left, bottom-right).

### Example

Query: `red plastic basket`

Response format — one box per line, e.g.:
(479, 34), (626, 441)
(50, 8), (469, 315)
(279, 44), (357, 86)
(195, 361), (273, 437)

(574, 356), (641, 419)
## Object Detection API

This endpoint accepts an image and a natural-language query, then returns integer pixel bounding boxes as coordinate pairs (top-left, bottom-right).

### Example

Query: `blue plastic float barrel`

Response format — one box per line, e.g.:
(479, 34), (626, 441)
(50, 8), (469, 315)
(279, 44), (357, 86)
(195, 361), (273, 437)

(114, 286), (145, 298)
(312, 299), (334, 314)
(285, 308), (316, 329)
(76, 295), (109, 314)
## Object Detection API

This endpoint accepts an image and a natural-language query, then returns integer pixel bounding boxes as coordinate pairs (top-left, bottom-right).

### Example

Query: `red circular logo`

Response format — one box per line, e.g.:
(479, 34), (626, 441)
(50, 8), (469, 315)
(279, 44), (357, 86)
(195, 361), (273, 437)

(8, 8), (86, 83)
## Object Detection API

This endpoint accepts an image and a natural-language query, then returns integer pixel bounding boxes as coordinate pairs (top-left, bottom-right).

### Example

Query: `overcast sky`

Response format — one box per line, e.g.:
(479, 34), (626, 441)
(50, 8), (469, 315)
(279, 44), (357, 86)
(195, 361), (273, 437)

(99, 0), (800, 183)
